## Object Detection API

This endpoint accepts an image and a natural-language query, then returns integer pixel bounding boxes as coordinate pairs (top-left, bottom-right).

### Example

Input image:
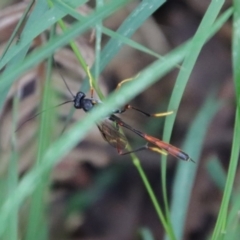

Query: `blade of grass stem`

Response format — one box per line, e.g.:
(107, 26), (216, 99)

(138, 228), (155, 240)
(94, 0), (103, 80)
(224, 187), (240, 240)
(233, 0), (240, 102)
(5, 92), (20, 240)
(133, 157), (175, 240)
(170, 93), (222, 240)
(102, 28), (164, 60)
(206, 157), (226, 191)
(211, 110), (240, 240)
(25, 29), (56, 240)
(162, 0), (226, 234)
(211, 1), (240, 238)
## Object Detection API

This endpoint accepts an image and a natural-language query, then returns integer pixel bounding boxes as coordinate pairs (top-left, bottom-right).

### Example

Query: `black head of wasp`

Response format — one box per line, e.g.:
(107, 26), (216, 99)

(17, 60), (194, 163)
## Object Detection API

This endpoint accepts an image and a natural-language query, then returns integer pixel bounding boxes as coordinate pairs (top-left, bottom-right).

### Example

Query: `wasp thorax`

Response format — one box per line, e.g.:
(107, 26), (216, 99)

(82, 99), (94, 112)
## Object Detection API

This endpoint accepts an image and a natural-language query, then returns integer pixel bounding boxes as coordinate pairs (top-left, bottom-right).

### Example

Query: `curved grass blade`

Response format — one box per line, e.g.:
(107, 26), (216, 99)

(224, 189), (240, 240)
(162, 1), (230, 235)
(25, 30), (56, 240)
(170, 93), (222, 240)
(211, 0), (240, 237)
(206, 156), (226, 191)
(5, 92), (20, 240)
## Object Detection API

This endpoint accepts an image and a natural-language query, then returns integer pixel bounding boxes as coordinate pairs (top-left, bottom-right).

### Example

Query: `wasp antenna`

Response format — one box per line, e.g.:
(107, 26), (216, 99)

(54, 100), (74, 107)
(53, 58), (75, 98)
(15, 100), (73, 132)
(189, 158), (196, 163)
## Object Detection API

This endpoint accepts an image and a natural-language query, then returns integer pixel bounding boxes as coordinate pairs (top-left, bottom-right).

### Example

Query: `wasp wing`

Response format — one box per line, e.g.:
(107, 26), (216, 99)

(97, 120), (129, 153)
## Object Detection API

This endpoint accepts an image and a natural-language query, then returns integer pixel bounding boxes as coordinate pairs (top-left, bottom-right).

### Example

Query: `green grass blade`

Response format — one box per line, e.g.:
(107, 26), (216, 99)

(102, 27), (164, 60)
(233, 0), (240, 100)
(133, 159), (175, 239)
(138, 227), (155, 240)
(25, 31), (56, 240)
(170, 93), (222, 240)
(224, 188), (240, 240)
(206, 157), (226, 191)
(211, 0), (240, 238)
(5, 93), (19, 240)
(94, 0), (104, 80)
(211, 110), (240, 240)
(163, 0), (226, 142)
(162, 0), (227, 233)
